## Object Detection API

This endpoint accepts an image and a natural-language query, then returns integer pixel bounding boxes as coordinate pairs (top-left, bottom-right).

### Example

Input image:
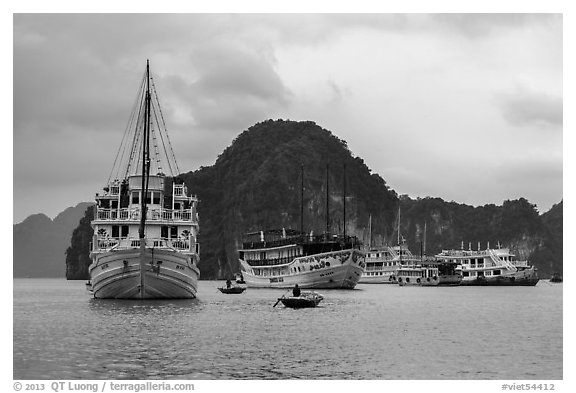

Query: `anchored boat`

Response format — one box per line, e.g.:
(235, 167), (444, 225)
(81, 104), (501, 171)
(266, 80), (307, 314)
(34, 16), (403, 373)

(397, 262), (440, 286)
(239, 229), (364, 289)
(435, 244), (538, 286)
(88, 61), (200, 299)
(238, 164), (365, 289)
(360, 245), (419, 284)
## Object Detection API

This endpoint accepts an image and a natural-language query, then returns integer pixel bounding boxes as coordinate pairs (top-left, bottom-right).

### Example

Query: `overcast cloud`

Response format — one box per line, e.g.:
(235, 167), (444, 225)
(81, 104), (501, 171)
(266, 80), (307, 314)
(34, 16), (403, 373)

(12, 13), (563, 223)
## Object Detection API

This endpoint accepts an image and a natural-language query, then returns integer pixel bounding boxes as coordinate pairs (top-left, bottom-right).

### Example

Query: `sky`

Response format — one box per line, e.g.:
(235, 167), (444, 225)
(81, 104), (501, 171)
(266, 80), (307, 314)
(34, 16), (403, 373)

(12, 12), (564, 224)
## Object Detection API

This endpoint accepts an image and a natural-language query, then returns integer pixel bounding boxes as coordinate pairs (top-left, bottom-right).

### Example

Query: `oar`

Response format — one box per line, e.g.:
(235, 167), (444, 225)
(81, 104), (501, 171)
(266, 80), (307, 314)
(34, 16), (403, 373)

(273, 289), (291, 307)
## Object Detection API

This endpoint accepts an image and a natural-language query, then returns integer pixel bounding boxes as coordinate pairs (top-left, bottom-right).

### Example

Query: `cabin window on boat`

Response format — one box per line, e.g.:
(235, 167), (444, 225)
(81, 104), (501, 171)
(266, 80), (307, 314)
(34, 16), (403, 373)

(160, 225), (178, 239)
(111, 225), (128, 238)
(493, 269), (501, 275)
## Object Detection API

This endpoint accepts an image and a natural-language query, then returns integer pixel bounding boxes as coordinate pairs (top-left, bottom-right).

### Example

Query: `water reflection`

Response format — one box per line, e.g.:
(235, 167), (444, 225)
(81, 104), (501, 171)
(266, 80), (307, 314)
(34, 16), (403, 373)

(87, 298), (201, 314)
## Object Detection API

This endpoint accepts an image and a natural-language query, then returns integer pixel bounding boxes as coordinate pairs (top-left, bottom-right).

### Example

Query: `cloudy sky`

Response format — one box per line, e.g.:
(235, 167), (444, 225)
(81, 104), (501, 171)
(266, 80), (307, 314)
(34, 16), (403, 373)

(12, 13), (563, 224)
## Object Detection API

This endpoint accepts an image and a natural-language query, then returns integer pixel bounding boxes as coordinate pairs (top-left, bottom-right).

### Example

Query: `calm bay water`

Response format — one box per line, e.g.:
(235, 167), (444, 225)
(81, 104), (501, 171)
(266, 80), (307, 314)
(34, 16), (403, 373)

(13, 278), (562, 380)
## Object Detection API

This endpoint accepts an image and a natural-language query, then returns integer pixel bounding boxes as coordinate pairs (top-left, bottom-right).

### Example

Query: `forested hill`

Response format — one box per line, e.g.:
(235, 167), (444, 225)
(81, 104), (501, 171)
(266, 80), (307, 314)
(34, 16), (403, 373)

(397, 197), (563, 275)
(179, 119), (399, 279)
(64, 120), (562, 279)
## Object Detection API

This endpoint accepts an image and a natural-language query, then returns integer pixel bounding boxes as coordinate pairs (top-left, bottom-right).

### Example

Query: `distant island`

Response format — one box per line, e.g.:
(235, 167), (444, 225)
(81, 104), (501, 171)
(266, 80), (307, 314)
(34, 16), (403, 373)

(13, 120), (562, 280)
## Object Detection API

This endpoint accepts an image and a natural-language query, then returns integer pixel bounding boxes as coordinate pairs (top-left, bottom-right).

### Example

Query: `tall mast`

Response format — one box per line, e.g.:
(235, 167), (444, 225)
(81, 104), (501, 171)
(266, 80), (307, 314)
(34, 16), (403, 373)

(397, 204), (401, 246)
(138, 60), (152, 299)
(423, 221), (427, 256)
(368, 214), (372, 249)
(343, 163), (346, 238)
(325, 164), (330, 235)
(300, 165), (304, 234)
(398, 204), (402, 264)
(139, 60), (151, 240)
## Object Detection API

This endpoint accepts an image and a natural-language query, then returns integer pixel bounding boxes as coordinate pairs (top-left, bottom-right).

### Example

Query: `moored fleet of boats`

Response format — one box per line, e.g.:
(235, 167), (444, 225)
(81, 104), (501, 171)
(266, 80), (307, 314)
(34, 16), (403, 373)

(85, 61), (545, 302)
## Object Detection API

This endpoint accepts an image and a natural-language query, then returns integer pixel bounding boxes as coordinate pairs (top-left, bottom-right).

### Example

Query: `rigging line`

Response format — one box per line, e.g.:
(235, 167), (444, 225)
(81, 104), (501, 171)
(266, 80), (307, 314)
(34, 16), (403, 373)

(150, 76), (181, 175)
(117, 93), (141, 179)
(107, 71), (147, 184)
(124, 83), (147, 178)
(116, 77), (145, 180)
(130, 112), (145, 176)
(149, 122), (163, 174)
(150, 99), (175, 176)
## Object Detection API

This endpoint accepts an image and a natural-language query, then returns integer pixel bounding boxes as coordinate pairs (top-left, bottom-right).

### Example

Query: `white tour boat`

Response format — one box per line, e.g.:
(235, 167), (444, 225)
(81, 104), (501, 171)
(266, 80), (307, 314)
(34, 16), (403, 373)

(435, 243), (539, 286)
(396, 262), (440, 287)
(88, 61), (200, 299)
(239, 229), (365, 289)
(359, 245), (419, 284)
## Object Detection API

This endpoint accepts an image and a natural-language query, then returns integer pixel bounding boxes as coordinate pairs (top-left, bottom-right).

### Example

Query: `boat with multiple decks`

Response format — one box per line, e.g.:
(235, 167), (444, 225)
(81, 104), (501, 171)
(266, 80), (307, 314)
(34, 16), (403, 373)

(239, 229), (365, 289)
(88, 61), (200, 299)
(396, 261), (440, 286)
(359, 245), (419, 284)
(435, 244), (538, 286)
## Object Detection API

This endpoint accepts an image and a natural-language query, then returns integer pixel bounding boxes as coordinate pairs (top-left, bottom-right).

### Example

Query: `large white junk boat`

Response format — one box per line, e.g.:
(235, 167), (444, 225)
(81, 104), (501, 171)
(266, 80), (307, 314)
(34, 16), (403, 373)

(88, 61), (200, 299)
(238, 229), (365, 289)
(359, 245), (418, 284)
(435, 244), (538, 286)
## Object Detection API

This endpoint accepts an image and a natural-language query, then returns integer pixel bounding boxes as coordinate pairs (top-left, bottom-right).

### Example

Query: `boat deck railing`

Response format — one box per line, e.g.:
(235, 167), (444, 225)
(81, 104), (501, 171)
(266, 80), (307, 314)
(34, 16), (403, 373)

(92, 236), (193, 252)
(95, 207), (197, 223)
(242, 233), (361, 250)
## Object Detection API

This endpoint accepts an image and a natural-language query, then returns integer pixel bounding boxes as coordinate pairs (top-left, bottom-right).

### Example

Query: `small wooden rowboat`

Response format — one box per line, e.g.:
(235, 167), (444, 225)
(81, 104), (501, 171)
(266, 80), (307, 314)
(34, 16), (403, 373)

(218, 286), (246, 294)
(278, 291), (324, 308)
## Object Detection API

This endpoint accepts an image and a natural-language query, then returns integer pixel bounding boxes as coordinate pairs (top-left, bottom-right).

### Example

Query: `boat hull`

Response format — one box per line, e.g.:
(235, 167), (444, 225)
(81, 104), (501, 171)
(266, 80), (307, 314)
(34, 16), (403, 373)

(398, 277), (440, 287)
(240, 249), (364, 289)
(279, 297), (320, 308)
(89, 248), (200, 299)
(438, 274), (463, 286)
(460, 268), (539, 286)
(218, 287), (246, 294)
(279, 292), (323, 308)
